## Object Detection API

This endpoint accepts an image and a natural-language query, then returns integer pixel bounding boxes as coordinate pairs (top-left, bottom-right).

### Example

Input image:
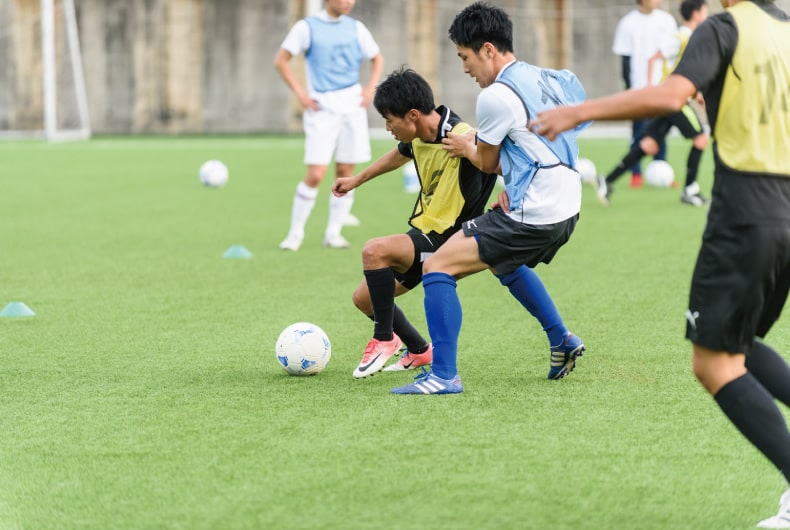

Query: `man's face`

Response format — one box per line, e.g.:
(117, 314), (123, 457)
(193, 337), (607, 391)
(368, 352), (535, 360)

(640, 0), (661, 11)
(382, 112), (417, 143)
(455, 44), (495, 88)
(326, 0), (355, 17)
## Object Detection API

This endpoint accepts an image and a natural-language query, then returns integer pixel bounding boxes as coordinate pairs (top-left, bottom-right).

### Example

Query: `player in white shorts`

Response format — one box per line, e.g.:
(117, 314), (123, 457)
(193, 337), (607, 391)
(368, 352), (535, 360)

(274, 0), (383, 250)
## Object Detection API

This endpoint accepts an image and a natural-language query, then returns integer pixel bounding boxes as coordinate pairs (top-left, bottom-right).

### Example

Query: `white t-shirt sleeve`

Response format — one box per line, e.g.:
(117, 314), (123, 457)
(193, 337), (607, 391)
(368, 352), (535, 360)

(280, 19), (310, 56)
(475, 84), (521, 146)
(612, 13), (633, 56)
(355, 21), (380, 59)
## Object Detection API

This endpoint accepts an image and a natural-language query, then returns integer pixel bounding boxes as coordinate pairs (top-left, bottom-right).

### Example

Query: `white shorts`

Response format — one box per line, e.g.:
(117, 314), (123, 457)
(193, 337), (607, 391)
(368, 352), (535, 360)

(303, 84), (372, 166)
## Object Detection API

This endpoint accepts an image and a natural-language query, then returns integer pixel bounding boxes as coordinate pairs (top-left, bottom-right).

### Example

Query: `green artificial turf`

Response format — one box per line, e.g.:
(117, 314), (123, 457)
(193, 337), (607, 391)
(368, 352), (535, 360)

(0, 136), (787, 529)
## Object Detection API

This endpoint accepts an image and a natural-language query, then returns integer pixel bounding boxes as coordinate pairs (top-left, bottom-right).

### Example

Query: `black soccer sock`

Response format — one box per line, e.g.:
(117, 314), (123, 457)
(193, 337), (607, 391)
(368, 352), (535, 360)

(746, 341), (790, 408)
(606, 146), (645, 184)
(364, 267), (396, 341)
(715, 373), (790, 483)
(685, 147), (703, 188)
(392, 305), (429, 354)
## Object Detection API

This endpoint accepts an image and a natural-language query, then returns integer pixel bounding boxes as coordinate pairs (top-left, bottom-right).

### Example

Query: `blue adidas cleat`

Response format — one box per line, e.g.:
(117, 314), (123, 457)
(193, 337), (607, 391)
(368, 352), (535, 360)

(548, 331), (585, 380)
(390, 368), (463, 395)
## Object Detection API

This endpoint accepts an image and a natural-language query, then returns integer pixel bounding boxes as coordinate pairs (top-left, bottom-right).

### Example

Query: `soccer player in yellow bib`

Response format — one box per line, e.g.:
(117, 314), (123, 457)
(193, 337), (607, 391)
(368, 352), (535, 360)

(530, 0), (790, 526)
(332, 68), (497, 378)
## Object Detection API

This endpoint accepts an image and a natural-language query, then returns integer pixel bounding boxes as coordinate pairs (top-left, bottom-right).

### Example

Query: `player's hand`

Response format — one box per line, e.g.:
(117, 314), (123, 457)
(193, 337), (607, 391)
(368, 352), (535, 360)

(332, 176), (356, 197)
(442, 131), (475, 159)
(529, 107), (580, 141)
(298, 93), (320, 111)
(491, 190), (509, 210)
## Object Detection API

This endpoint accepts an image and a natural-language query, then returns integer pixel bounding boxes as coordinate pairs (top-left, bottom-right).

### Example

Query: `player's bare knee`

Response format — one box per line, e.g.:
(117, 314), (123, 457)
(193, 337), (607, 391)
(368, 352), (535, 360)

(361, 238), (387, 265)
(640, 137), (659, 155)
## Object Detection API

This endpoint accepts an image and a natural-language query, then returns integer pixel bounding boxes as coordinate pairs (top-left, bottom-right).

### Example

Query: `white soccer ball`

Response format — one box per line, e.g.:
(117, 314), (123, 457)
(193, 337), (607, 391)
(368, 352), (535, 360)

(199, 160), (229, 188)
(644, 160), (675, 188)
(275, 322), (331, 376)
(575, 157), (597, 184)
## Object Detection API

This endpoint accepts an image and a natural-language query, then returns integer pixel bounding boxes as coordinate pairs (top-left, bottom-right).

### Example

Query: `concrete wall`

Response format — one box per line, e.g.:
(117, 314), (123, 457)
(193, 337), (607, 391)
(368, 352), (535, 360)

(0, 0), (716, 135)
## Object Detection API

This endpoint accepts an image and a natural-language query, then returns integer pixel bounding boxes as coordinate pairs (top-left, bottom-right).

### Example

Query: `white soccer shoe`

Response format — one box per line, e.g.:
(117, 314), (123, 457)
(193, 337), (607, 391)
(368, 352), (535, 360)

(758, 488), (790, 529)
(279, 235), (302, 251)
(322, 234), (350, 249)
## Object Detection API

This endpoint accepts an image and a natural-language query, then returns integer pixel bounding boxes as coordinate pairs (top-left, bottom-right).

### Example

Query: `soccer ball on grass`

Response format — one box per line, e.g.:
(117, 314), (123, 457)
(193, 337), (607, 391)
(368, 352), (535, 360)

(644, 160), (675, 188)
(275, 322), (331, 376)
(199, 160), (229, 188)
(575, 157), (597, 184)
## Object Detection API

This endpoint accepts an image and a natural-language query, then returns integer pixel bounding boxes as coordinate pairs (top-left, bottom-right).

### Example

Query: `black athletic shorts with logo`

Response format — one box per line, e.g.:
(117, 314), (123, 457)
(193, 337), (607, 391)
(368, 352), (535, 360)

(461, 207), (578, 276)
(394, 228), (449, 290)
(686, 223), (790, 354)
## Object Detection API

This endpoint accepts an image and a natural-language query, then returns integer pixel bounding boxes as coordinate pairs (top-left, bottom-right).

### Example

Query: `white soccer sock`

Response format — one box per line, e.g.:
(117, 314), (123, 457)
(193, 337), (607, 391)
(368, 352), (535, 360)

(287, 181), (318, 240)
(325, 189), (354, 239)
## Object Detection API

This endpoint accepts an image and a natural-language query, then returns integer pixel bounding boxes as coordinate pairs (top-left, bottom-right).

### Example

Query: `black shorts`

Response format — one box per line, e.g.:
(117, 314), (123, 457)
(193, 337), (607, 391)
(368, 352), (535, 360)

(644, 103), (703, 141)
(686, 223), (790, 354)
(461, 208), (578, 275)
(394, 228), (449, 290)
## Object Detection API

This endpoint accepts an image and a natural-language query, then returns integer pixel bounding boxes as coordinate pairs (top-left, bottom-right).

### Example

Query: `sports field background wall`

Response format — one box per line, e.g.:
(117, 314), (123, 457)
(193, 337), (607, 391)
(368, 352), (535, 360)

(0, 0), (779, 135)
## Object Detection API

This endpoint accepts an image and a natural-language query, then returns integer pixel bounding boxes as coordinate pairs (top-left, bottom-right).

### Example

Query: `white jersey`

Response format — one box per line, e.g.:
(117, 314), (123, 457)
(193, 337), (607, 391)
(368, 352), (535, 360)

(612, 8), (677, 89)
(476, 76), (581, 225)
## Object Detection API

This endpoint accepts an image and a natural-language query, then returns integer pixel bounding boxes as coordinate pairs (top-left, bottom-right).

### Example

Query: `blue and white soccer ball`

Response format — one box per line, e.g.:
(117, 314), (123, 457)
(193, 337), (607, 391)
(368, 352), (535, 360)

(275, 322), (331, 376)
(199, 159), (229, 188)
(645, 160), (675, 188)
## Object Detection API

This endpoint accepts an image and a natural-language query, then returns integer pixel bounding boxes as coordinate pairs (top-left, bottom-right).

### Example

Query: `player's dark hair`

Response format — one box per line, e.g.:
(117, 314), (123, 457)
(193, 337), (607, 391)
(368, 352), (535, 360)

(680, 0), (706, 21)
(373, 67), (435, 118)
(448, 2), (513, 54)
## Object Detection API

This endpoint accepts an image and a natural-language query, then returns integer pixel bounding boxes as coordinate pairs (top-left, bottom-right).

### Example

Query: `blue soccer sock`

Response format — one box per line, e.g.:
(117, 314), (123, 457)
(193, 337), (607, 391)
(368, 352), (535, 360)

(423, 272), (461, 379)
(499, 265), (566, 346)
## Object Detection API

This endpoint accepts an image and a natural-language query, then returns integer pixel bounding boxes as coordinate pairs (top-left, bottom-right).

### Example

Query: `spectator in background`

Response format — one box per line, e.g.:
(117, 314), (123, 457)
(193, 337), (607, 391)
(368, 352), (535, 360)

(274, 0), (384, 251)
(612, 0), (677, 188)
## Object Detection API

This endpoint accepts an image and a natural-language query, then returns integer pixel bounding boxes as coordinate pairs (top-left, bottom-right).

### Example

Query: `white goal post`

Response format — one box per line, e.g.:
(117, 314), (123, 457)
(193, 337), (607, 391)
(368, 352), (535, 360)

(0, 0), (91, 141)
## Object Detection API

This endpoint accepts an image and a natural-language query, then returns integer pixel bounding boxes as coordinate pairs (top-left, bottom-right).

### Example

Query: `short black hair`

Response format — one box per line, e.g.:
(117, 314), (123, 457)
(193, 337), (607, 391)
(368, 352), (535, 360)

(448, 2), (514, 54)
(680, 0), (705, 21)
(373, 67), (435, 118)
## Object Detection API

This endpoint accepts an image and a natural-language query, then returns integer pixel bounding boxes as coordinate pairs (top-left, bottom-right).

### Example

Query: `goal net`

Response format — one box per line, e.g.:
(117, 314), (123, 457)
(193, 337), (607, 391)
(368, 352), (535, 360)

(0, 0), (90, 141)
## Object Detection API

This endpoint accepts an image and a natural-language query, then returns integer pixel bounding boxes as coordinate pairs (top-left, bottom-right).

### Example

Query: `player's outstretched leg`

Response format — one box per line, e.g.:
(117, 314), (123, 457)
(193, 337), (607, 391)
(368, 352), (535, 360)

(498, 265), (585, 379)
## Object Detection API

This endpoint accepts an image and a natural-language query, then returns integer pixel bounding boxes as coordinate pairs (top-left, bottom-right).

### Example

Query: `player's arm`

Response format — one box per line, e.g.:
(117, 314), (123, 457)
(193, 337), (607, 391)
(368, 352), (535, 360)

(442, 131), (501, 174)
(646, 51), (663, 86)
(273, 48), (318, 111)
(332, 148), (409, 196)
(361, 53), (384, 108)
(530, 75), (697, 141)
